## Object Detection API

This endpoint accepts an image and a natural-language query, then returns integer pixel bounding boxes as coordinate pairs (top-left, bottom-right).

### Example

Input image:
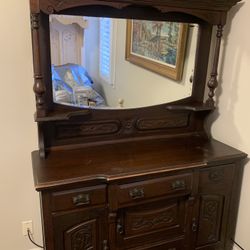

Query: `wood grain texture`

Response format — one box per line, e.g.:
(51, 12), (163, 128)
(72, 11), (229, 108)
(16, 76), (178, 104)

(32, 138), (246, 191)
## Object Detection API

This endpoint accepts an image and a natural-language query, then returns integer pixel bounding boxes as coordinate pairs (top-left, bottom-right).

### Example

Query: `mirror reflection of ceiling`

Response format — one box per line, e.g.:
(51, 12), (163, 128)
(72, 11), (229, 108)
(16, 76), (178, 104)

(49, 15), (198, 109)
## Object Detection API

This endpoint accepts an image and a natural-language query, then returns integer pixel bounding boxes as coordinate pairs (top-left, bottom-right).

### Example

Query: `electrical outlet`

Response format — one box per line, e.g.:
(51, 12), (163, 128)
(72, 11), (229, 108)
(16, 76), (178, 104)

(22, 220), (33, 236)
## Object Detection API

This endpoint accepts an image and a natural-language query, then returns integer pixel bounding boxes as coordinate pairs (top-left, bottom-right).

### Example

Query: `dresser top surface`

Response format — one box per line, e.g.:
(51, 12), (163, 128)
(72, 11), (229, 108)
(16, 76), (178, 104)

(32, 138), (247, 191)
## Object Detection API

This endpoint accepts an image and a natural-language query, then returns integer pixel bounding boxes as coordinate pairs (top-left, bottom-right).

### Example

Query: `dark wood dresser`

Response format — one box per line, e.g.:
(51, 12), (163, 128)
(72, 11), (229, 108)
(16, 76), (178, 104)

(32, 138), (246, 250)
(29, 0), (247, 249)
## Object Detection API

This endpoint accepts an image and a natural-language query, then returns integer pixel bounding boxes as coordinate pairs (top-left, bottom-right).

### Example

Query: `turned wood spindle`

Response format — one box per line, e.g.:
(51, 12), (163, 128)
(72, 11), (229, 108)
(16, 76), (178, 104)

(31, 13), (46, 116)
(206, 24), (223, 107)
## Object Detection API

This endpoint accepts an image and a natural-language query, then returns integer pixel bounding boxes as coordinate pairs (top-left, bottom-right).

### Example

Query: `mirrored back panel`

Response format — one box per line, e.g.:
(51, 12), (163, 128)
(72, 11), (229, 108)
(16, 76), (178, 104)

(50, 15), (198, 109)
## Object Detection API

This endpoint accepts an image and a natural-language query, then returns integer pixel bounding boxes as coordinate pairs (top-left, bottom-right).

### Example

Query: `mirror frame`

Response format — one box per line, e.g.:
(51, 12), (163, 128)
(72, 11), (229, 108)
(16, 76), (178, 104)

(30, 0), (239, 156)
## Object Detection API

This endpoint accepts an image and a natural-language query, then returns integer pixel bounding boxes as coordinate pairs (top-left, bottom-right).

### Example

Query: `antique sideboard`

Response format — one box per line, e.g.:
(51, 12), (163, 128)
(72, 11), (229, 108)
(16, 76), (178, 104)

(30, 0), (247, 249)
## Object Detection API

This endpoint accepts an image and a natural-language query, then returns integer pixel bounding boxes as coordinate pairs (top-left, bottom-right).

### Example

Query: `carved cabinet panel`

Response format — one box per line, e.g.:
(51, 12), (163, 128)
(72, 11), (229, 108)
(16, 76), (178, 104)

(196, 164), (235, 249)
(116, 198), (189, 249)
(52, 207), (107, 250)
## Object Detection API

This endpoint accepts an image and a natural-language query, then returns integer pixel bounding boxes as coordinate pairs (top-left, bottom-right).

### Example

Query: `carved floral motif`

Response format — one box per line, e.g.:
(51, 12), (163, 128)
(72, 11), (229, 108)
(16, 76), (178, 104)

(71, 224), (92, 249)
(136, 115), (189, 131)
(131, 210), (175, 231)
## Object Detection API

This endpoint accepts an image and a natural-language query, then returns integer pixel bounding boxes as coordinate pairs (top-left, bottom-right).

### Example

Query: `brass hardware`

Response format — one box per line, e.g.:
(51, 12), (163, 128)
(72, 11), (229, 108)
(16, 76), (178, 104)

(117, 219), (124, 235)
(103, 240), (109, 250)
(192, 217), (198, 232)
(171, 180), (186, 190)
(129, 187), (145, 199)
(72, 193), (90, 206)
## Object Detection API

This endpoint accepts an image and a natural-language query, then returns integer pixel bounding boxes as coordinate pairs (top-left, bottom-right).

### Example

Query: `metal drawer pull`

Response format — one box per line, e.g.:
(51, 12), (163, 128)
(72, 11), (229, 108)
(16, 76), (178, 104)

(117, 221), (124, 235)
(192, 217), (198, 232)
(171, 180), (186, 190)
(72, 193), (90, 206)
(129, 187), (145, 199)
(103, 240), (109, 250)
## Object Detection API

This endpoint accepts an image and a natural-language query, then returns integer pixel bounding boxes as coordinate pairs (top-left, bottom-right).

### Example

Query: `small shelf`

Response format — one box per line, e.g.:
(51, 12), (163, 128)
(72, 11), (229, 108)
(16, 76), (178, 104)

(165, 103), (215, 112)
(35, 109), (91, 122)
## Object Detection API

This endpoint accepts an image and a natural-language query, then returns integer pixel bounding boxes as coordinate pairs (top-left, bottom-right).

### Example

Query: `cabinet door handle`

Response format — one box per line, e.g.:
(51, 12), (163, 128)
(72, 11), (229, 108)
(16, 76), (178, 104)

(171, 180), (186, 190)
(192, 217), (198, 232)
(129, 187), (144, 199)
(72, 193), (90, 206)
(103, 240), (109, 250)
(117, 219), (124, 235)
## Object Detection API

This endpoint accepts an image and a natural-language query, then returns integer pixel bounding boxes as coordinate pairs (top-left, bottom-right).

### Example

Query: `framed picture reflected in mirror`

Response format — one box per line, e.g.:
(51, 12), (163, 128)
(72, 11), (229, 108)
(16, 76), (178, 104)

(126, 20), (188, 81)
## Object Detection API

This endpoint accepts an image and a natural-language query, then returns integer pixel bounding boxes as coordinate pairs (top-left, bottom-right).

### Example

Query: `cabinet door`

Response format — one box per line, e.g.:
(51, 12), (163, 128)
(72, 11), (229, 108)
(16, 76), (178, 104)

(52, 207), (107, 250)
(115, 197), (190, 249)
(196, 165), (235, 249)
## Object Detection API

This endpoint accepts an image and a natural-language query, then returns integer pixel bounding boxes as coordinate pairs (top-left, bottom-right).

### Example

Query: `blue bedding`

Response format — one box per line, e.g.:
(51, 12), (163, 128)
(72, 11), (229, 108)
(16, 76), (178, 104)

(52, 63), (106, 107)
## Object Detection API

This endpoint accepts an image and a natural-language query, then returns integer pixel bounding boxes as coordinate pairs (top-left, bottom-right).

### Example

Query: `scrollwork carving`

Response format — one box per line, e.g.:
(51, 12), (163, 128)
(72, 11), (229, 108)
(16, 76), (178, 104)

(136, 115), (189, 131)
(131, 210), (175, 231)
(56, 121), (120, 139)
(71, 224), (92, 249)
(30, 13), (39, 29)
(209, 168), (224, 182)
(197, 195), (224, 245)
(64, 220), (96, 250)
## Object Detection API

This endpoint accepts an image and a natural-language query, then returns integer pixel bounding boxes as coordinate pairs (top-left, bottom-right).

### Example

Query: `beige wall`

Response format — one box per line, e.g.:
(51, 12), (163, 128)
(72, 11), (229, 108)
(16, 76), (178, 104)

(209, 1), (250, 249)
(0, 1), (249, 250)
(0, 1), (42, 250)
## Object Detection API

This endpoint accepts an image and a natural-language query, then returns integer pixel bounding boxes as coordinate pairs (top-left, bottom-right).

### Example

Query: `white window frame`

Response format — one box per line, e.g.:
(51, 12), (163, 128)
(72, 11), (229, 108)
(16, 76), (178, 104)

(99, 17), (117, 87)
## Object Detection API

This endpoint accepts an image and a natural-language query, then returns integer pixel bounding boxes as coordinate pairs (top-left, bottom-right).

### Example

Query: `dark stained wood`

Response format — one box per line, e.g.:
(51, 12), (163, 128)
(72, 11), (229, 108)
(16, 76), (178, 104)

(206, 25), (224, 107)
(30, 0), (241, 153)
(32, 138), (246, 191)
(30, 1), (246, 250)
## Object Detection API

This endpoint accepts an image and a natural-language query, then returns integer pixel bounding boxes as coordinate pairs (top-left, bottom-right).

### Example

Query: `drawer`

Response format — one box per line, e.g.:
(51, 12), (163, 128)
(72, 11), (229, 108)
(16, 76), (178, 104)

(116, 199), (187, 248)
(130, 238), (184, 250)
(116, 173), (192, 206)
(51, 185), (106, 211)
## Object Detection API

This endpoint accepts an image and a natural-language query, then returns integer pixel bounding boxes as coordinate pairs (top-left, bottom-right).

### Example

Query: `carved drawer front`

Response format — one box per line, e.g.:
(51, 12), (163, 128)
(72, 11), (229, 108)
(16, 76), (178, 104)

(116, 173), (192, 206)
(51, 185), (106, 212)
(116, 199), (187, 248)
(129, 238), (184, 250)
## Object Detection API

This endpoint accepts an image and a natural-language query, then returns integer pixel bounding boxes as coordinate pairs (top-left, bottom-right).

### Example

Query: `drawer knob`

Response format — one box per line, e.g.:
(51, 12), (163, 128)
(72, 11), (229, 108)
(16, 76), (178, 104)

(171, 180), (186, 190)
(72, 193), (90, 206)
(129, 187), (145, 199)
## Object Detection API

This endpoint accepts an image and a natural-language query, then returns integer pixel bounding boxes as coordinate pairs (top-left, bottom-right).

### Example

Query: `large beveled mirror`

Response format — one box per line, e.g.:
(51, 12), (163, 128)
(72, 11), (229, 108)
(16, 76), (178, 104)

(49, 14), (198, 109)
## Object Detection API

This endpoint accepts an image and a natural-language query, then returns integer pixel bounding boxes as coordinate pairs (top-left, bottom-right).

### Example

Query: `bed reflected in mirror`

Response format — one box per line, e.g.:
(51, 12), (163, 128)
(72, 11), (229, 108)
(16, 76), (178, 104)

(49, 15), (198, 109)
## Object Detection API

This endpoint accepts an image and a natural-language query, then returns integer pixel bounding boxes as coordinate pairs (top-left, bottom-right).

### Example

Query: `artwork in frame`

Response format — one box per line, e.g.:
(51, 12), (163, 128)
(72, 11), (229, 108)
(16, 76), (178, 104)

(126, 20), (188, 81)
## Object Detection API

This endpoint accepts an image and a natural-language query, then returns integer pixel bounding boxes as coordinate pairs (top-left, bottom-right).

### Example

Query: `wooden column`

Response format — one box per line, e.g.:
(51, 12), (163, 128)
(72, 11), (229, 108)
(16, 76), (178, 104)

(30, 3), (46, 117)
(206, 24), (224, 107)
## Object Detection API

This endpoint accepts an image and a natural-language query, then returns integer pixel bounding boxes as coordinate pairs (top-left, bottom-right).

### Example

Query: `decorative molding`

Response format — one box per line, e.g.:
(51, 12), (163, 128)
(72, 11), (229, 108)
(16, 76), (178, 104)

(40, 0), (131, 14)
(131, 211), (175, 231)
(126, 205), (178, 234)
(197, 195), (224, 245)
(209, 168), (225, 182)
(56, 121), (121, 139)
(136, 114), (189, 131)
(30, 13), (46, 116)
(40, 0), (241, 15)
(64, 220), (96, 250)
(30, 13), (39, 29)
